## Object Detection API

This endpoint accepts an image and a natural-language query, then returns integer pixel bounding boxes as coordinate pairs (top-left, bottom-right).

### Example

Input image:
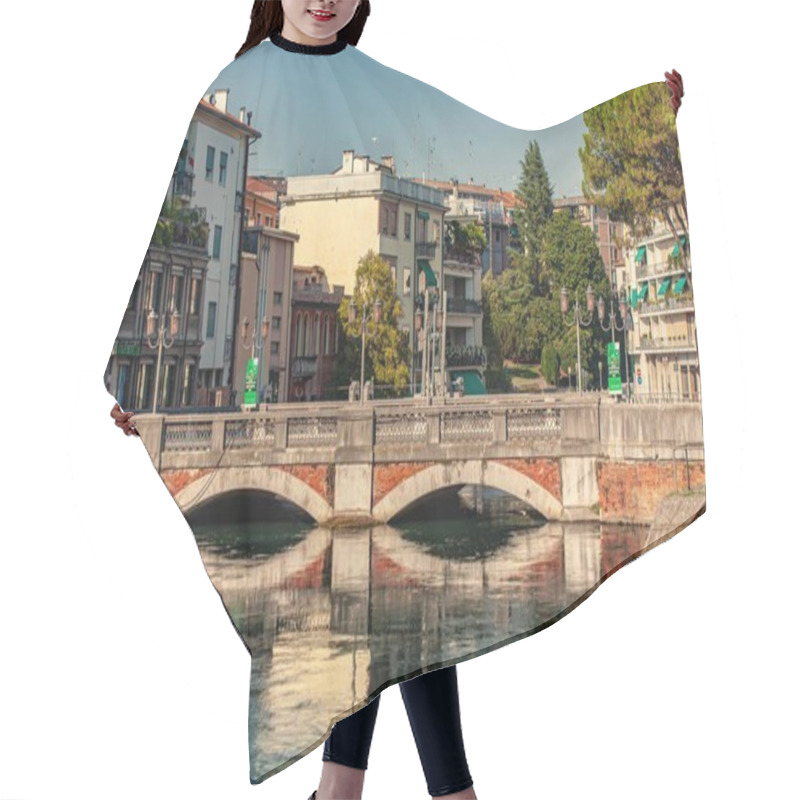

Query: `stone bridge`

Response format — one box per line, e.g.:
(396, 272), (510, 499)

(133, 395), (705, 526)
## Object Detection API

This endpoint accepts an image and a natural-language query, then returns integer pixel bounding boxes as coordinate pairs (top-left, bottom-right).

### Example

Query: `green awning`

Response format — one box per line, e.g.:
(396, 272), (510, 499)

(638, 283), (649, 300)
(461, 370), (487, 395)
(417, 210), (430, 220)
(657, 277), (672, 296)
(670, 235), (688, 258)
(418, 259), (437, 288)
(630, 288), (639, 308)
(673, 275), (687, 294)
(634, 245), (647, 264)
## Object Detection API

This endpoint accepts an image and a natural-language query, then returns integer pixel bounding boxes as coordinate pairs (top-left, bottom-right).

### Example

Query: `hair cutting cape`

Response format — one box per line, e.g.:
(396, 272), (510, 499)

(104, 33), (706, 784)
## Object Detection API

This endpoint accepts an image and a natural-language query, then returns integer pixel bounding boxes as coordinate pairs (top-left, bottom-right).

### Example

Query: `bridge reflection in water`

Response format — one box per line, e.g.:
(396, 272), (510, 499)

(187, 487), (649, 780)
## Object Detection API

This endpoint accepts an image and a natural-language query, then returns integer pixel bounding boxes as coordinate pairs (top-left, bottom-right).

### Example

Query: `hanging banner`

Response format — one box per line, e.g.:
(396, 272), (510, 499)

(607, 341), (622, 395)
(244, 357), (258, 406)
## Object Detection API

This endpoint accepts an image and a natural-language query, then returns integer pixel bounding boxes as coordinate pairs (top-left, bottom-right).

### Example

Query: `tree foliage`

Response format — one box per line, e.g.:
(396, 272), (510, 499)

(333, 250), (410, 397)
(580, 81), (691, 290)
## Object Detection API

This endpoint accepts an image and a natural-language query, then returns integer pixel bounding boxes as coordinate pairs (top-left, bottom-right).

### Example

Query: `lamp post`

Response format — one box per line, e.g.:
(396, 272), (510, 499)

(349, 296), (383, 404)
(597, 288), (631, 399)
(560, 285), (595, 395)
(241, 314), (270, 403)
(145, 305), (179, 414)
(414, 286), (443, 401)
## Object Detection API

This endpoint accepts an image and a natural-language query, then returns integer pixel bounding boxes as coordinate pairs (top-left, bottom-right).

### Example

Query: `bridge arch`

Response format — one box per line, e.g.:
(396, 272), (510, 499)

(372, 460), (563, 523)
(174, 466), (334, 524)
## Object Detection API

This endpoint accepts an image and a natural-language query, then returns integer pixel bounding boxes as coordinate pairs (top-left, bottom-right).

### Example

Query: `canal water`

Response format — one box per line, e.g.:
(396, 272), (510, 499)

(187, 487), (650, 780)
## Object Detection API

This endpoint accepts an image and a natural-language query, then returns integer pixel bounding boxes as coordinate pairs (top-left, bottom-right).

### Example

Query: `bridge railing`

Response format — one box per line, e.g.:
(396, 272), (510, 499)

(133, 395), (704, 467)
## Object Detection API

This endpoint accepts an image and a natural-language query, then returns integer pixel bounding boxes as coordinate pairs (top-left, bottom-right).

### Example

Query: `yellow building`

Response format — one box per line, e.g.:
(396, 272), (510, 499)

(280, 150), (448, 333)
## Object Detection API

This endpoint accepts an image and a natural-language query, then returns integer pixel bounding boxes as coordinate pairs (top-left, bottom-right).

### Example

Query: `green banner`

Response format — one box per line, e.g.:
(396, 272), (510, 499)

(244, 357), (259, 406)
(607, 342), (622, 395)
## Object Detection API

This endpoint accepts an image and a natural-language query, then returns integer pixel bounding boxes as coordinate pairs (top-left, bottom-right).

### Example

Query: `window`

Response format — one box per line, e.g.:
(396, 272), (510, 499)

(403, 267), (411, 296)
(219, 151), (228, 185)
(189, 276), (201, 315)
(212, 225), (222, 259)
(495, 229), (500, 243)
(274, 291), (283, 305)
(205, 145), (215, 180)
(170, 274), (184, 312)
(404, 212), (412, 240)
(322, 315), (329, 355)
(206, 301), (217, 338)
(270, 341), (279, 355)
(149, 271), (163, 312)
(181, 361), (195, 406)
(272, 316), (281, 330)
(380, 201), (398, 236)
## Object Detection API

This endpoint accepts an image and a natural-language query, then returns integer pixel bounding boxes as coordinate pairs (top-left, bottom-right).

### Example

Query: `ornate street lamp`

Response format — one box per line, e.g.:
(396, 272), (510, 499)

(560, 285), (595, 394)
(146, 305), (180, 414)
(349, 296), (383, 404)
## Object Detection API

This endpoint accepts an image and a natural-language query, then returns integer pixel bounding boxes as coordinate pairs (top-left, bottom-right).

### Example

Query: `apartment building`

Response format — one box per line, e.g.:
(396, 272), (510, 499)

(622, 221), (700, 401)
(233, 225), (299, 406)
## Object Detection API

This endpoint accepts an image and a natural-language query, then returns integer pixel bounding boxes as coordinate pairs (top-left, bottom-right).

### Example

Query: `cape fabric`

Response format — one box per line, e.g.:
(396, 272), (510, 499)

(105, 33), (705, 784)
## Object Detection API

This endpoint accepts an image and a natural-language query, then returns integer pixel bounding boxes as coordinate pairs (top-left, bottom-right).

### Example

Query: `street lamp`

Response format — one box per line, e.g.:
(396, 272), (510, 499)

(560, 285), (595, 395)
(349, 296), (383, 404)
(241, 314), (270, 359)
(145, 305), (179, 414)
(414, 286), (444, 401)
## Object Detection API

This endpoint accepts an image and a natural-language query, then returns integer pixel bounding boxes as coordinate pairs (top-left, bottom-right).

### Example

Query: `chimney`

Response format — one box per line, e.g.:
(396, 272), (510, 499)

(204, 88), (229, 113)
(239, 106), (247, 123)
(343, 149), (354, 173)
(381, 155), (396, 173)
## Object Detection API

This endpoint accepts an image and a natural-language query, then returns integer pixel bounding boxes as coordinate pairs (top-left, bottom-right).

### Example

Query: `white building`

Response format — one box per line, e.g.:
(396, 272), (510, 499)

(622, 219), (700, 401)
(192, 89), (261, 404)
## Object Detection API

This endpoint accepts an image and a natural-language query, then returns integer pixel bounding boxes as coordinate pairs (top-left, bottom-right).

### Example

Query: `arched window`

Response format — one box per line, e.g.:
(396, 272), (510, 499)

(295, 314), (302, 358)
(322, 314), (329, 355)
(311, 313), (318, 356)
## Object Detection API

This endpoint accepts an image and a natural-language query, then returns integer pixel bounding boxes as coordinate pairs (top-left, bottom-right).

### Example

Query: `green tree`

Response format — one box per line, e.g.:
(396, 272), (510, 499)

(540, 343), (560, 386)
(481, 271), (512, 393)
(333, 250), (410, 398)
(512, 139), (554, 288)
(580, 82), (691, 292)
(444, 220), (487, 264)
(540, 210), (611, 389)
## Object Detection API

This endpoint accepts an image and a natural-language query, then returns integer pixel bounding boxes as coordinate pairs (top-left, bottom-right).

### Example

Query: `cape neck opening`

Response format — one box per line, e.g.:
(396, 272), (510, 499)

(270, 32), (348, 55)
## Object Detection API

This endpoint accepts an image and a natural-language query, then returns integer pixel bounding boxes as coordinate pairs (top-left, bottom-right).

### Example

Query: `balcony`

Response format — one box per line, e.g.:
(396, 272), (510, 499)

(636, 259), (690, 279)
(292, 355), (318, 378)
(415, 241), (438, 259)
(173, 170), (193, 200)
(447, 297), (482, 315)
(445, 345), (486, 368)
(635, 336), (697, 353)
(637, 296), (695, 316)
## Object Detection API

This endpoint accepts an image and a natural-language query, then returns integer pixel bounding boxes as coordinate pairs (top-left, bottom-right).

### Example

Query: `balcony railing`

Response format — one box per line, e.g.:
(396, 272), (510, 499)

(292, 355), (318, 378)
(446, 345), (486, 368)
(415, 241), (438, 258)
(446, 297), (482, 314)
(636, 336), (697, 352)
(636, 260), (691, 279)
(637, 296), (695, 316)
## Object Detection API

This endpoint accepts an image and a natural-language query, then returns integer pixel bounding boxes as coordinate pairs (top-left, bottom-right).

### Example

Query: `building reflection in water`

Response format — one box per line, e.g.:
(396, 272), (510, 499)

(187, 486), (649, 779)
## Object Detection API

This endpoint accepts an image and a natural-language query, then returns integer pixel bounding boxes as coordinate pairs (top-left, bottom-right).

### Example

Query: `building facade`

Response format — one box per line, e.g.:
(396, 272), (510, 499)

(233, 225), (299, 406)
(623, 220), (700, 401)
(193, 90), (260, 406)
(289, 265), (345, 402)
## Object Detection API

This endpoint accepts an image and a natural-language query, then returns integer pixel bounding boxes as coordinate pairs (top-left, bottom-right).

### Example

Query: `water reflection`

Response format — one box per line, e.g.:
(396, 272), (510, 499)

(188, 487), (650, 781)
